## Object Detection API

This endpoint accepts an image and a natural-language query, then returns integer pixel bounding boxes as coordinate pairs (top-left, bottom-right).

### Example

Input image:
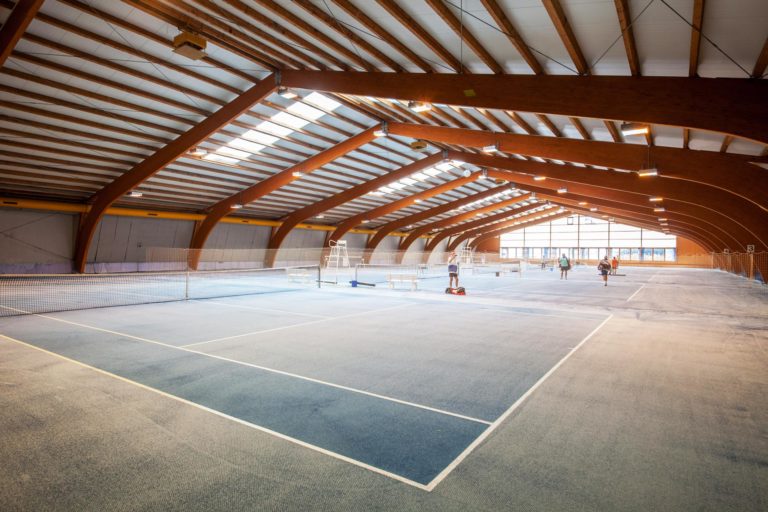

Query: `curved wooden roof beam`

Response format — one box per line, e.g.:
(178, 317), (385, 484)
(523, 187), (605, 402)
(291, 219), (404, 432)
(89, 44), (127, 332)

(263, 151), (447, 268)
(534, 190), (734, 251)
(425, 203), (546, 253)
(543, 196), (726, 252)
(365, 188), (529, 254)
(325, 175), (479, 246)
(483, 169), (754, 251)
(390, 125), (768, 211)
(280, 71), (768, 143)
(73, 76), (278, 273)
(189, 127), (380, 269)
(0, 0), (44, 67)
(396, 192), (535, 256)
(453, 210), (572, 251)
(548, 203), (718, 252)
(474, 205), (716, 253)
(504, 183), (725, 248)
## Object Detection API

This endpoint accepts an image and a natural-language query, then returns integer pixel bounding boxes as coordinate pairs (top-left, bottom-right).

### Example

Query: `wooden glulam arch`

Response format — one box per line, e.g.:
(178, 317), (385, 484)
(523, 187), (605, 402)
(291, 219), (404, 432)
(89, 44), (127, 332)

(483, 169), (754, 252)
(264, 152), (446, 268)
(539, 194), (730, 253)
(424, 203), (546, 254)
(391, 126), (768, 212)
(548, 203), (719, 253)
(452, 210), (574, 254)
(324, 175), (479, 247)
(73, 76), (278, 273)
(365, 189), (533, 259)
(280, 71), (768, 144)
(459, 155), (768, 250)
(188, 127), (379, 270)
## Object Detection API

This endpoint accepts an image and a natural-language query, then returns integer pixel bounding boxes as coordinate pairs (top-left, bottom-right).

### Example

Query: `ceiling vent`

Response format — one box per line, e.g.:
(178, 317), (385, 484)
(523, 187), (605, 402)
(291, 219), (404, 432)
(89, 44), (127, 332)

(409, 140), (428, 152)
(173, 31), (207, 60)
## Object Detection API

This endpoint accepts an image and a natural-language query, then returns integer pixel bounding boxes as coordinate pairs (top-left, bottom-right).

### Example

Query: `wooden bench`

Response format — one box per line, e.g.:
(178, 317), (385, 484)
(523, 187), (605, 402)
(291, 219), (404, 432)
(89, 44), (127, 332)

(387, 273), (418, 290)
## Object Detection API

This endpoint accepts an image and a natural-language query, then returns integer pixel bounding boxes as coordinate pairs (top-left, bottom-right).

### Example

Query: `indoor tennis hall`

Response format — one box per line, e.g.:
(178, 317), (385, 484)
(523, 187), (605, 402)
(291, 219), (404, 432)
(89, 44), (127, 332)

(1, 1), (767, 511)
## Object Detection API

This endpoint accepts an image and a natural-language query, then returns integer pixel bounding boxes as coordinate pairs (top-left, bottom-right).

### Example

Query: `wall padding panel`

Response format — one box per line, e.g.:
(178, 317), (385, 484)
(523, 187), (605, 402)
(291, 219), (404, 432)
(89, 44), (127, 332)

(87, 216), (194, 272)
(205, 223), (271, 250)
(0, 209), (76, 273)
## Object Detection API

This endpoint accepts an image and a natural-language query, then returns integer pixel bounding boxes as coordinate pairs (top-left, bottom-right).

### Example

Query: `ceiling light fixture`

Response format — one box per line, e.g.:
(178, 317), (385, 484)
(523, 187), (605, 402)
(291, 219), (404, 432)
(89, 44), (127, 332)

(533, 176), (546, 181)
(482, 143), (499, 153)
(172, 31), (207, 60)
(408, 100), (431, 113)
(590, 207), (599, 212)
(292, 171), (304, 178)
(188, 147), (207, 157)
(657, 217), (668, 222)
(649, 196), (664, 202)
(277, 86), (298, 99)
(373, 122), (388, 137)
(127, 190), (142, 198)
(316, 214), (324, 219)
(654, 207), (666, 212)
(557, 187), (567, 194)
(231, 203), (244, 209)
(620, 122), (650, 136)
(638, 168), (659, 177)
(578, 201), (588, 206)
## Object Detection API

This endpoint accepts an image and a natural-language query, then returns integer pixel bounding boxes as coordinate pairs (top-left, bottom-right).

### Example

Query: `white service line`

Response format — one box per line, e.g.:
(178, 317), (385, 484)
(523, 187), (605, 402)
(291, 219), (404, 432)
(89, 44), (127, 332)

(424, 314), (614, 492)
(1, 304), (489, 426)
(192, 299), (330, 319)
(0, 334), (431, 492)
(625, 284), (646, 302)
(182, 302), (415, 348)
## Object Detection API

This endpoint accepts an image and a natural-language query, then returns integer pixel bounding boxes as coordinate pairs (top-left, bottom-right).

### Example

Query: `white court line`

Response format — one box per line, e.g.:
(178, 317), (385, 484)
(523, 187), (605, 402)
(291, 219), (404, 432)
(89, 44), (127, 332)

(625, 284), (646, 302)
(192, 299), (330, 319)
(424, 314), (614, 492)
(0, 304), (489, 427)
(0, 334), (430, 492)
(182, 302), (415, 348)
(347, 288), (596, 319)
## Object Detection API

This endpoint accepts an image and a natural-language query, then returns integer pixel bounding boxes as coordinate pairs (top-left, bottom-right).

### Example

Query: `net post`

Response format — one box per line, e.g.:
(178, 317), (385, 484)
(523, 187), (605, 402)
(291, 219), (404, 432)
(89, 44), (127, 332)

(185, 270), (190, 300)
(316, 265), (321, 289)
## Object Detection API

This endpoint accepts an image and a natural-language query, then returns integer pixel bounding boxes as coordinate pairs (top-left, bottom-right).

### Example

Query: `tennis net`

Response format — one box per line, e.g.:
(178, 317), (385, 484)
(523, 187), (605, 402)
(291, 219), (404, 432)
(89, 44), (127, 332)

(353, 263), (444, 285)
(0, 266), (321, 317)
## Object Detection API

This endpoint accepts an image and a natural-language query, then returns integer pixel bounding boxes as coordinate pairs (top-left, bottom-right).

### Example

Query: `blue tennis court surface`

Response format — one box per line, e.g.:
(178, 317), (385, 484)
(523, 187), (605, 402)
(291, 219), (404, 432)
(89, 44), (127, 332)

(0, 280), (608, 487)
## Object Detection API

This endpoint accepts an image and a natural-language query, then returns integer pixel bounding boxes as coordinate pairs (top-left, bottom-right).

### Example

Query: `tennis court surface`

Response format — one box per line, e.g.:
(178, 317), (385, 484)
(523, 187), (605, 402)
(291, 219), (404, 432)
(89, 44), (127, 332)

(2, 266), (767, 511)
